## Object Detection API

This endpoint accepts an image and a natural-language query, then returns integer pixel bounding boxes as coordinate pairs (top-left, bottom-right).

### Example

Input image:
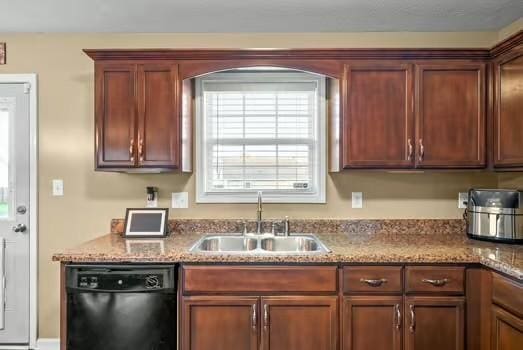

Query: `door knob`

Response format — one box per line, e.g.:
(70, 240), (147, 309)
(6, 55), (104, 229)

(12, 224), (27, 233)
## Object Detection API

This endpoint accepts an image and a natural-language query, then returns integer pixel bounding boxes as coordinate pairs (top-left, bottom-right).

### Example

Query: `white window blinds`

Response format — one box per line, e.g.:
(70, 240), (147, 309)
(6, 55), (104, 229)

(196, 71), (326, 203)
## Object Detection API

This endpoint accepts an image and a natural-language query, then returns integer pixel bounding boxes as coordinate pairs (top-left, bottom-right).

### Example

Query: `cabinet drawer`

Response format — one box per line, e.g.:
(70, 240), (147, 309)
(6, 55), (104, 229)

(343, 266), (403, 294)
(492, 273), (523, 318)
(406, 266), (465, 294)
(183, 265), (337, 294)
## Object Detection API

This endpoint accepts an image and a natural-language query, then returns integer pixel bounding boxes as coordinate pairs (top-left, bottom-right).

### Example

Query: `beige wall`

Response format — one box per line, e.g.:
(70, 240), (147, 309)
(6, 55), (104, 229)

(0, 29), (518, 338)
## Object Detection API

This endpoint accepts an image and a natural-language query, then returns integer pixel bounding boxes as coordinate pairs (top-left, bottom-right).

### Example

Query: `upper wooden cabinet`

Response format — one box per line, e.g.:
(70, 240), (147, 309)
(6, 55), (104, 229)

(415, 63), (486, 168)
(342, 62), (486, 169)
(343, 63), (414, 168)
(95, 63), (137, 168)
(493, 47), (523, 168)
(95, 62), (185, 172)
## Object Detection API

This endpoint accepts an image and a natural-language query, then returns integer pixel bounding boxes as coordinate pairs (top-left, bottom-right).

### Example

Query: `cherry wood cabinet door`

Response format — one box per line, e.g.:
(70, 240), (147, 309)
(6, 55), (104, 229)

(491, 305), (523, 350)
(343, 296), (402, 350)
(261, 296), (337, 350)
(415, 63), (486, 168)
(182, 296), (259, 350)
(137, 64), (180, 168)
(95, 63), (137, 168)
(343, 63), (414, 168)
(405, 297), (465, 350)
(493, 49), (523, 168)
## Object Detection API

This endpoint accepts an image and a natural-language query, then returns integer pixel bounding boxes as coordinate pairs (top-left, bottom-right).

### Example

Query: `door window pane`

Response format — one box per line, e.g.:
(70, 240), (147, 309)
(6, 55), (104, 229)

(0, 109), (9, 218)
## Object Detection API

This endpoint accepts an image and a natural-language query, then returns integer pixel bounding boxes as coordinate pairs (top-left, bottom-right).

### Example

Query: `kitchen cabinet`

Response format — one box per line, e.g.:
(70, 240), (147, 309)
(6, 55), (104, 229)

(342, 62), (486, 169)
(343, 296), (402, 350)
(261, 297), (338, 350)
(343, 63), (414, 168)
(493, 47), (523, 168)
(490, 273), (523, 350)
(405, 296), (465, 350)
(95, 62), (181, 171)
(181, 295), (337, 350)
(182, 296), (259, 350)
(491, 305), (523, 350)
(415, 63), (486, 168)
(95, 63), (137, 168)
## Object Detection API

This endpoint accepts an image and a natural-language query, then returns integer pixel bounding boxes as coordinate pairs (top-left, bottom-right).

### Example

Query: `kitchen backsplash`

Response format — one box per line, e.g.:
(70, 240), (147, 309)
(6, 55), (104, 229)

(110, 218), (466, 235)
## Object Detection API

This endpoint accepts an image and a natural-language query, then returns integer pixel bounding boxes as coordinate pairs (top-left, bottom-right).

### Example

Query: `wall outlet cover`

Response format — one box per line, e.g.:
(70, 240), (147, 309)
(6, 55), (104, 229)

(52, 179), (63, 196)
(458, 192), (468, 209)
(172, 192), (189, 209)
(352, 192), (363, 209)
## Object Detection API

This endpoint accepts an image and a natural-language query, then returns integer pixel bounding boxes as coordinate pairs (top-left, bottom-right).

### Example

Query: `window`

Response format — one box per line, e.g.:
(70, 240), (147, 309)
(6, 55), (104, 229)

(196, 70), (326, 203)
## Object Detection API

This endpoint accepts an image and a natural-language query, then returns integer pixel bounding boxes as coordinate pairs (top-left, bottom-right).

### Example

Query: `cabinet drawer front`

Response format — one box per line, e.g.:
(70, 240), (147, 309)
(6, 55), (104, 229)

(343, 266), (403, 294)
(406, 266), (464, 294)
(183, 266), (337, 294)
(492, 273), (523, 318)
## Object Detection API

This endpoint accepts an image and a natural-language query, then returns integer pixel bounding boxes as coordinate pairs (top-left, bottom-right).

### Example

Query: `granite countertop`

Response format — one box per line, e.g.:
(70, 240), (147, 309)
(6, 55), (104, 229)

(52, 219), (523, 281)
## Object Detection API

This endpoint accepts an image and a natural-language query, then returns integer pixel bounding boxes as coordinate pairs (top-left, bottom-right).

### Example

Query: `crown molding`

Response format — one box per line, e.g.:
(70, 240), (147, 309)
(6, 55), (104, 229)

(490, 30), (523, 58)
(84, 47), (490, 62)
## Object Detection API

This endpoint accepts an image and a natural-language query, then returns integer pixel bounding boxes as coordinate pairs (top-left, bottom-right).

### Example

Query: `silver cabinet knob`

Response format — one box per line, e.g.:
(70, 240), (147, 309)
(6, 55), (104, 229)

(12, 224), (27, 233)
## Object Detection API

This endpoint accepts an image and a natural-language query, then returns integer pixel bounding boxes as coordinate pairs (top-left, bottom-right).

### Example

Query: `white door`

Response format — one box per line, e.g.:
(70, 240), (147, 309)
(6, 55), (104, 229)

(0, 83), (30, 344)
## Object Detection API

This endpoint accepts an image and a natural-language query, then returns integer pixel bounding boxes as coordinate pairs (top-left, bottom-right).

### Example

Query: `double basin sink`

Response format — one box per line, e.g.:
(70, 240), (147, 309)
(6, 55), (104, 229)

(190, 234), (330, 254)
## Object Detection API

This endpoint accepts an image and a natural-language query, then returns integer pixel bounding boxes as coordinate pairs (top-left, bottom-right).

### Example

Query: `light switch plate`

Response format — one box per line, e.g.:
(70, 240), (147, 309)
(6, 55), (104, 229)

(52, 179), (64, 196)
(352, 192), (363, 209)
(172, 192), (189, 209)
(458, 192), (468, 209)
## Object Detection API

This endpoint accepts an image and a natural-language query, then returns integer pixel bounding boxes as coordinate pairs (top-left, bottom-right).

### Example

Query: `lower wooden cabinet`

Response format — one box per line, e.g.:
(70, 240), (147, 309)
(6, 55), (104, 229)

(491, 305), (523, 350)
(404, 297), (465, 350)
(343, 296), (402, 350)
(182, 296), (259, 350)
(262, 296), (338, 350)
(181, 295), (337, 350)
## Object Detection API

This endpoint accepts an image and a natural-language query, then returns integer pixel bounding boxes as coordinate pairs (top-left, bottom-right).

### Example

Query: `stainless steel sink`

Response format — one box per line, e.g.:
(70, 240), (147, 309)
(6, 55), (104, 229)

(195, 236), (258, 252)
(260, 236), (323, 253)
(190, 234), (330, 254)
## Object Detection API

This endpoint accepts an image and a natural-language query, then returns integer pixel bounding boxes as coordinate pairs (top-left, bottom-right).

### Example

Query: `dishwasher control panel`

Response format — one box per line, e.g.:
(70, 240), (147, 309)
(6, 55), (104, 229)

(66, 266), (176, 292)
(77, 273), (164, 290)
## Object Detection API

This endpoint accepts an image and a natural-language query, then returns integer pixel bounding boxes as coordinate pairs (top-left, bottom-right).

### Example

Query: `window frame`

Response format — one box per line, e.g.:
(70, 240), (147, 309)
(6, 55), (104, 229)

(195, 70), (327, 204)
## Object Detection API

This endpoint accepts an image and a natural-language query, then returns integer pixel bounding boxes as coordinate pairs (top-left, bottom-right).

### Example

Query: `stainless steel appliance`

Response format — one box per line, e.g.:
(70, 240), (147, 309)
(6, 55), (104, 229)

(66, 265), (177, 350)
(466, 189), (523, 243)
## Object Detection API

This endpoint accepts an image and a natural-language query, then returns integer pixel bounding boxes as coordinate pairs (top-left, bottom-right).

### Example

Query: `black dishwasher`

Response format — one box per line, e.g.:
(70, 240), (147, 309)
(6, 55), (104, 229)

(66, 265), (177, 350)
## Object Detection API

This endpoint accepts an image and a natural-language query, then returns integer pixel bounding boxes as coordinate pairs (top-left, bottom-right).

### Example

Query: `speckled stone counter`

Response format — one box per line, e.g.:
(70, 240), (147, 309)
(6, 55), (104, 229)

(52, 219), (523, 281)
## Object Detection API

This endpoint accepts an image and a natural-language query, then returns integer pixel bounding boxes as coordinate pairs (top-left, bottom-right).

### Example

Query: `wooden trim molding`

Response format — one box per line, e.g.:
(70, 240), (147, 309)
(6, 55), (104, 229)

(0, 43), (5, 64)
(84, 48), (491, 62)
(490, 30), (523, 58)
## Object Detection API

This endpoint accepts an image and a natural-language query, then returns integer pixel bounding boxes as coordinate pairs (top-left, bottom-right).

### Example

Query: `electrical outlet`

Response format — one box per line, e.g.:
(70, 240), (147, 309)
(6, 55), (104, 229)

(352, 192), (363, 209)
(458, 192), (468, 209)
(172, 192), (189, 209)
(52, 179), (64, 196)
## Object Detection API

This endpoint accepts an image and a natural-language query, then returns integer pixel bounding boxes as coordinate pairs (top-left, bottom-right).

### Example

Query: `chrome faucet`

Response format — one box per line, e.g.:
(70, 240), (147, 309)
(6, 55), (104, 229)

(256, 191), (263, 234)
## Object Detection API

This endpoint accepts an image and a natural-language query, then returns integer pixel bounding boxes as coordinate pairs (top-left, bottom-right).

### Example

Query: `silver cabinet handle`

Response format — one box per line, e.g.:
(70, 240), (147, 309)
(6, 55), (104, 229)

(264, 304), (269, 331)
(359, 278), (387, 287)
(12, 224), (27, 233)
(407, 139), (413, 161)
(138, 135), (144, 162)
(418, 139), (424, 162)
(422, 278), (449, 287)
(252, 304), (257, 330)
(129, 138), (135, 163)
(409, 305), (415, 333)
(395, 304), (401, 330)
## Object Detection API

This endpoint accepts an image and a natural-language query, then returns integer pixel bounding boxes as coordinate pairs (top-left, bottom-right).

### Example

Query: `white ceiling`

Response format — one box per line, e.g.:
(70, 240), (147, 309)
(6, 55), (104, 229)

(1, 0), (522, 33)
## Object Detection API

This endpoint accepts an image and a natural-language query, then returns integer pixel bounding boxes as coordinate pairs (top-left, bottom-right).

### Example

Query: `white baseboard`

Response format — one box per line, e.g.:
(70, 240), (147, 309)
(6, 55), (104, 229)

(35, 338), (59, 350)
